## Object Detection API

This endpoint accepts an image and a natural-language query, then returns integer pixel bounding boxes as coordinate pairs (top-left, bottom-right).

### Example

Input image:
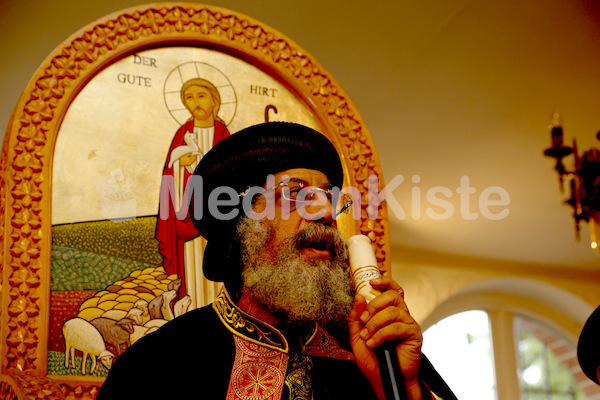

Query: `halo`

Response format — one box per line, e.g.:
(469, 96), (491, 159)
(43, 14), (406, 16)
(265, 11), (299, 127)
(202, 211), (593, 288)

(163, 62), (237, 126)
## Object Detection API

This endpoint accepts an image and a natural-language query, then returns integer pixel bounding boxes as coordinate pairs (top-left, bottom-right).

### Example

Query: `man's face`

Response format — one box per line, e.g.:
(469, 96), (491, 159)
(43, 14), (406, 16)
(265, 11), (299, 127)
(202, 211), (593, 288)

(183, 85), (215, 127)
(238, 168), (354, 327)
(255, 168), (338, 262)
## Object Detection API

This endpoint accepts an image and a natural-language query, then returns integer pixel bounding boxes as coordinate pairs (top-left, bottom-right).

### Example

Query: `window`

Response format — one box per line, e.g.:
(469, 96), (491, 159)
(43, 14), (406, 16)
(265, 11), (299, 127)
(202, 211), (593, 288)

(422, 310), (496, 400)
(422, 311), (600, 400)
(515, 316), (588, 400)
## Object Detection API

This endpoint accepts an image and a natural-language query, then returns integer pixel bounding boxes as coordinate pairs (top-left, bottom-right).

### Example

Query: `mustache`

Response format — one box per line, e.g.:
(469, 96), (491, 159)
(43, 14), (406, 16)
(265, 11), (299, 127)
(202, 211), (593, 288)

(292, 223), (348, 264)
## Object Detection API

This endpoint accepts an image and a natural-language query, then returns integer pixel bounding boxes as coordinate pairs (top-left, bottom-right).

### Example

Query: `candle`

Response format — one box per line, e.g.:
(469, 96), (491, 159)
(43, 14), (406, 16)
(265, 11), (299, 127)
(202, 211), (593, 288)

(550, 112), (563, 147)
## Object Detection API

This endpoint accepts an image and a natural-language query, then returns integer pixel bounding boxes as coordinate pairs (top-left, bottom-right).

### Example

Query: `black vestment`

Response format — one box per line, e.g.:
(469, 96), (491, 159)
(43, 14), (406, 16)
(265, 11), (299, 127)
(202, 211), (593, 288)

(97, 289), (456, 400)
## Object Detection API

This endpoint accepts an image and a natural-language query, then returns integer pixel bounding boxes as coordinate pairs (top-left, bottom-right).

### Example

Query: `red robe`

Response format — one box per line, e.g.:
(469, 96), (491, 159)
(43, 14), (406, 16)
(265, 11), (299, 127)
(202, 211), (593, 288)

(156, 120), (230, 297)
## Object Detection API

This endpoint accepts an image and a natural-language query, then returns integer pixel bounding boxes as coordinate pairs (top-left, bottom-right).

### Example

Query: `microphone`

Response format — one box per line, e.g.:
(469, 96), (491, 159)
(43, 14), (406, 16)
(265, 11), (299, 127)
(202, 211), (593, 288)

(346, 235), (408, 400)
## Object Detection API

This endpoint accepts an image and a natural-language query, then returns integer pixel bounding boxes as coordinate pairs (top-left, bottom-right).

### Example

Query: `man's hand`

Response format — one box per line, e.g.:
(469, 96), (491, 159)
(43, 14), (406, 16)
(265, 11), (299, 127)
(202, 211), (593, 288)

(348, 276), (423, 400)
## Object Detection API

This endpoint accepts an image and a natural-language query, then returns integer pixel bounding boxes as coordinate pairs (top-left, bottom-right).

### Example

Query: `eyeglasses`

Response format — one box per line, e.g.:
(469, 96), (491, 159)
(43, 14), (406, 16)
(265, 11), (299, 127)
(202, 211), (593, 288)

(245, 180), (353, 218)
(274, 181), (353, 218)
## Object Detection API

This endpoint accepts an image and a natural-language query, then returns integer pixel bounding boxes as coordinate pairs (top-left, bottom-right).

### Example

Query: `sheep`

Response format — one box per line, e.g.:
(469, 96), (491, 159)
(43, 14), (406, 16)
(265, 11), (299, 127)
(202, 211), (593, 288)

(100, 309), (128, 321)
(145, 326), (160, 335)
(148, 290), (178, 320)
(62, 317), (115, 375)
(124, 307), (144, 325)
(174, 295), (192, 318)
(167, 277), (182, 293)
(160, 290), (178, 320)
(90, 317), (135, 357)
(130, 325), (150, 344)
(148, 293), (165, 320)
(100, 302), (147, 325)
(144, 318), (168, 329)
(133, 299), (150, 323)
(168, 132), (202, 172)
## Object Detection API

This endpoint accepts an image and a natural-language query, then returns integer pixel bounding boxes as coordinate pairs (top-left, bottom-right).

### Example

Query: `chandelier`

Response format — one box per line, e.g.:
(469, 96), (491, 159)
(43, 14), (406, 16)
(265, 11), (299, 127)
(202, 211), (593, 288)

(544, 113), (600, 254)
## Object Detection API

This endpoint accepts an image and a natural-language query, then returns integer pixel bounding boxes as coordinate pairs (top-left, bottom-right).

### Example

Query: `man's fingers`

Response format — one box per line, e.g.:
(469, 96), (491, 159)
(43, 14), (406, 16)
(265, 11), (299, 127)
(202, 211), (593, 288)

(364, 320), (422, 349)
(369, 276), (404, 295)
(359, 307), (420, 347)
(363, 279), (410, 315)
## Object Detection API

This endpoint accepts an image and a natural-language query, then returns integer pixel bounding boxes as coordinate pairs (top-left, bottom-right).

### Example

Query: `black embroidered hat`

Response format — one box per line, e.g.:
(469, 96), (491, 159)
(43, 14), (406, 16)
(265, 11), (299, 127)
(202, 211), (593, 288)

(578, 305), (600, 384)
(190, 121), (343, 282)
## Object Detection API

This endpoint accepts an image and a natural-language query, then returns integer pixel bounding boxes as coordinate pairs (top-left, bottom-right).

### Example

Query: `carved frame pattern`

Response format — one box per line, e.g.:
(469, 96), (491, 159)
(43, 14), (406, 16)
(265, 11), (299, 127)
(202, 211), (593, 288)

(0, 3), (390, 397)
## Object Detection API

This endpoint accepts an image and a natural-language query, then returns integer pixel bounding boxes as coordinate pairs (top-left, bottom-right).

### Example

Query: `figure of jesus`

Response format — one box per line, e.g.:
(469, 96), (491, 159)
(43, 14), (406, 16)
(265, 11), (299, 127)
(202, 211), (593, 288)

(156, 78), (230, 309)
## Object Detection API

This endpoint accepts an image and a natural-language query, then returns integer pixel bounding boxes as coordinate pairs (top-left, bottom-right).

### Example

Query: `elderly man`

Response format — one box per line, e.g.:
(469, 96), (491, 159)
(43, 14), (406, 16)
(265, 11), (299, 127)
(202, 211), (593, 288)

(98, 122), (455, 400)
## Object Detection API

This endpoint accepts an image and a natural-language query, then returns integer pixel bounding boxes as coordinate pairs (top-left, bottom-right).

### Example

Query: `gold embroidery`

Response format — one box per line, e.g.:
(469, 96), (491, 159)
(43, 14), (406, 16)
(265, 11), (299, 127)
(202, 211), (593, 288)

(214, 288), (288, 352)
(227, 336), (289, 400)
(284, 353), (314, 400)
(305, 329), (354, 361)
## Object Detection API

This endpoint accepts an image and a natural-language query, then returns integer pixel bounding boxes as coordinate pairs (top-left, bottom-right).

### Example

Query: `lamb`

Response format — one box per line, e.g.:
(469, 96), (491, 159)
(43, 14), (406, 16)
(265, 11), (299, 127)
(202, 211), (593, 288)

(62, 317), (115, 375)
(167, 278), (182, 293)
(160, 290), (178, 320)
(124, 307), (144, 325)
(174, 295), (192, 318)
(144, 318), (168, 329)
(132, 299), (150, 323)
(100, 309), (128, 321)
(148, 290), (178, 320)
(90, 317), (135, 356)
(130, 325), (150, 344)
(168, 132), (202, 171)
(148, 293), (165, 320)
(146, 278), (182, 319)
(100, 301), (147, 325)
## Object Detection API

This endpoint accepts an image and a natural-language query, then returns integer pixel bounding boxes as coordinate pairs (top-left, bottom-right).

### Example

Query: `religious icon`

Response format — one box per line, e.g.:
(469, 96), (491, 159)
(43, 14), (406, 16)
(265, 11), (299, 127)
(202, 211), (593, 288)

(48, 47), (321, 377)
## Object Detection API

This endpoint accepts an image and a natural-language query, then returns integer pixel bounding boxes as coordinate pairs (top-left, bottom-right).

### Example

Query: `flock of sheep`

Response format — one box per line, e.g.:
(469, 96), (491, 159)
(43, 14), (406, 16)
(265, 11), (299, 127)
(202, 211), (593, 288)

(61, 266), (191, 374)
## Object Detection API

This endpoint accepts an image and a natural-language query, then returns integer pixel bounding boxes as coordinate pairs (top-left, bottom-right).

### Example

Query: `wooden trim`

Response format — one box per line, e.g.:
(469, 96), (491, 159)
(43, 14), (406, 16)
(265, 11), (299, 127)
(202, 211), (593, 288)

(0, 3), (388, 396)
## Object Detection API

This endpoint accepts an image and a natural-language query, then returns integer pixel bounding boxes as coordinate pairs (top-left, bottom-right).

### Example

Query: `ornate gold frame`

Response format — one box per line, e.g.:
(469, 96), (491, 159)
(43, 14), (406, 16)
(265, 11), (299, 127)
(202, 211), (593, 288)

(0, 3), (389, 398)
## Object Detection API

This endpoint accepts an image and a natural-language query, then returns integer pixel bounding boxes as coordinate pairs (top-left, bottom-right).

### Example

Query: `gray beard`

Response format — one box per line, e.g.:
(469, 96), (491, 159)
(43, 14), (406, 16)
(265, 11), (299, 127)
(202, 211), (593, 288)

(237, 217), (355, 328)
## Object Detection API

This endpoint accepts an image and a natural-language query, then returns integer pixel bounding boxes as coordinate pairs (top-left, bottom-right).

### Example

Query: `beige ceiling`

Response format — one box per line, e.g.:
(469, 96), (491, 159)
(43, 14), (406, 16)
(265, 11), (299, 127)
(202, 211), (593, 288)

(1, 0), (599, 270)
